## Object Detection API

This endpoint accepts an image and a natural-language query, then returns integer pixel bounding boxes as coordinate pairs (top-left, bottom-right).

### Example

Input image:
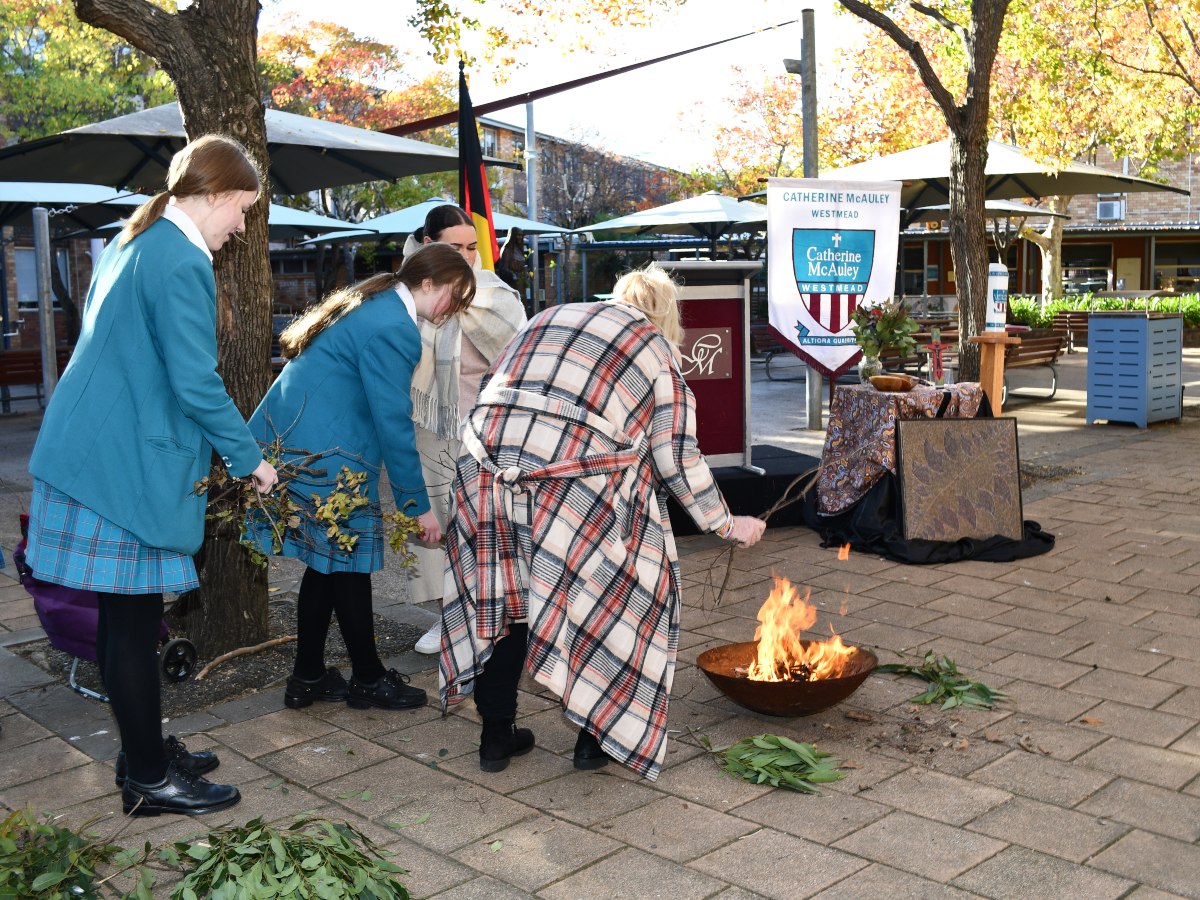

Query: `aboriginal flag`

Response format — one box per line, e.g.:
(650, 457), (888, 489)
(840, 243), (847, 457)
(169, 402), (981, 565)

(458, 60), (499, 271)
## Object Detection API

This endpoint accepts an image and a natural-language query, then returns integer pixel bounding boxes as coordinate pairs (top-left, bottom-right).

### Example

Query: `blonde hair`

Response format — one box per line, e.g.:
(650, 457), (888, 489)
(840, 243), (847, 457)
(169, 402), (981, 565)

(120, 135), (261, 246)
(280, 243), (476, 358)
(611, 263), (683, 349)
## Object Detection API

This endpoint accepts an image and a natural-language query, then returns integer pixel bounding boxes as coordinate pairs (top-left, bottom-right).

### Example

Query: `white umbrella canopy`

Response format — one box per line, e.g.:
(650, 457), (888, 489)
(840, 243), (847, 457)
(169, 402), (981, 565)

(301, 198), (569, 245)
(910, 198), (1070, 224)
(823, 139), (1187, 224)
(0, 182), (146, 231)
(574, 191), (768, 244)
(88, 198), (373, 241)
(0, 103), (464, 195)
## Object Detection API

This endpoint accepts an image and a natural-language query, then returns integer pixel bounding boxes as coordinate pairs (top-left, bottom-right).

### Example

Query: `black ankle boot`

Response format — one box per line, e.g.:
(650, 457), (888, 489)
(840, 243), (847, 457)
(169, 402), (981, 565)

(479, 717), (535, 773)
(573, 727), (611, 771)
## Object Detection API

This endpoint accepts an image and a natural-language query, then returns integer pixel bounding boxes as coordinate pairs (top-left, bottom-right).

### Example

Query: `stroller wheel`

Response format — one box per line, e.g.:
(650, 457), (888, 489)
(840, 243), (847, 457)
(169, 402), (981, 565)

(160, 638), (198, 682)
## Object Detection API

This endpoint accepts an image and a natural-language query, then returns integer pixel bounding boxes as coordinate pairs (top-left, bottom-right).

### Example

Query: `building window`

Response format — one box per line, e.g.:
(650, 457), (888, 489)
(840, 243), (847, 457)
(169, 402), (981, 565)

(15, 247), (69, 309)
(1154, 240), (1200, 293)
(1062, 243), (1112, 294)
(480, 127), (498, 158)
(511, 134), (525, 160)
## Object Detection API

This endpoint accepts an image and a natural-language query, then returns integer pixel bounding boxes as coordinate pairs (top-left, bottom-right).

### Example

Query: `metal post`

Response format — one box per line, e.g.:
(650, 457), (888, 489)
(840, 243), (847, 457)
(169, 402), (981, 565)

(525, 103), (541, 310)
(33, 207), (58, 405)
(800, 8), (823, 429)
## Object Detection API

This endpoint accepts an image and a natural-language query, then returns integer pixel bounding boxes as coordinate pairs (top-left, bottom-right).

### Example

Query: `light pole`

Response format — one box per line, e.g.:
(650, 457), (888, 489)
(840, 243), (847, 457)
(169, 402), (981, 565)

(784, 8), (823, 429)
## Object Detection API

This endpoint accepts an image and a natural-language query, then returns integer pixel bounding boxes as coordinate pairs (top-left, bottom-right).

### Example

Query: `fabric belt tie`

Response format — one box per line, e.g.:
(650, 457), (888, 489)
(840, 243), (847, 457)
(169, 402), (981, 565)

(462, 388), (643, 639)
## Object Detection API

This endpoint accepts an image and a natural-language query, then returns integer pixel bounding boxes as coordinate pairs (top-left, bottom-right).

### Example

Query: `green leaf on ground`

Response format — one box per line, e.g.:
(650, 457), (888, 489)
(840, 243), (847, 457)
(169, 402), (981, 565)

(876, 651), (1009, 709)
(700, 733), (847, 793)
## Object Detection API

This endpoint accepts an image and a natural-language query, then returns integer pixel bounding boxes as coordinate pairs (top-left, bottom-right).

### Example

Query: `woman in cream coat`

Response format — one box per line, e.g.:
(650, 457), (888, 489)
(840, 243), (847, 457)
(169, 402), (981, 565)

(406, 205), (527, 652)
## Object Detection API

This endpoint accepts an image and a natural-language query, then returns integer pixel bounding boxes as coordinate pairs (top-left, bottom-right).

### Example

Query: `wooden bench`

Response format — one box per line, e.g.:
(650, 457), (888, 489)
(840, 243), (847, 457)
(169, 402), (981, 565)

(750, 324), (804, 381)
(879, 345), (925, 376)
(1052, 311), (1089, 352)
(0, 348), (72, 408)
(1002, 334), (1066, 403)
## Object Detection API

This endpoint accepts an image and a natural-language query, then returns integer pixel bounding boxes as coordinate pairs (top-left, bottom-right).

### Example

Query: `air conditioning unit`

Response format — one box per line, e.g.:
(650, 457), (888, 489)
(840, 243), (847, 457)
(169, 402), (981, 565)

(1097, 200), (1124, 221)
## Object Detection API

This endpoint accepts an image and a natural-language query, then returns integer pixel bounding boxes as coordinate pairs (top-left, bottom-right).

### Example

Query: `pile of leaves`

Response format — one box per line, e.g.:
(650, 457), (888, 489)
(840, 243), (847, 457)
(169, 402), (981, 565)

(0, 809), (411, 900)
(877, 651), (1009, 710)
(700, 733), (846, 793)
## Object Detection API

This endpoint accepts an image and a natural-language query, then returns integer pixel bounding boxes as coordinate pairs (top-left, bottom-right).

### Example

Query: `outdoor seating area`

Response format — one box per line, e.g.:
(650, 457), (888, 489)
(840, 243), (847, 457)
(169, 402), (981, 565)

(1002, 333), (1066, 403)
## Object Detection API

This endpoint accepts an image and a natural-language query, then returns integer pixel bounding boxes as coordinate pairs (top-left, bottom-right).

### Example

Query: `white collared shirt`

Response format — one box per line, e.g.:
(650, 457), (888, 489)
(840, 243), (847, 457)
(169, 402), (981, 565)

(162, 201), (213, 262)
(395, 282), (418, 324)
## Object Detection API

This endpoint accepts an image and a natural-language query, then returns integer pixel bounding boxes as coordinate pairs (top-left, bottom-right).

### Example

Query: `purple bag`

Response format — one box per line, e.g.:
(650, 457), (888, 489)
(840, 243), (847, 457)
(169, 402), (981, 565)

(15, 514), (167, 662)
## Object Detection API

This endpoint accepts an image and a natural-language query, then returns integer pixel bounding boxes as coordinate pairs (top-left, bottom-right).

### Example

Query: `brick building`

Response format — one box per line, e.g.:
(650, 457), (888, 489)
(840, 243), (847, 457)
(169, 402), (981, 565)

(901, 149), (1200, 301)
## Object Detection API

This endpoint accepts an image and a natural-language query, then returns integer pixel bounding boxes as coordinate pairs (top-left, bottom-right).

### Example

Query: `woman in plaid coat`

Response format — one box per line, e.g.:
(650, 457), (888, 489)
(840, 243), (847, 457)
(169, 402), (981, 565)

(440, 264), (766, 780)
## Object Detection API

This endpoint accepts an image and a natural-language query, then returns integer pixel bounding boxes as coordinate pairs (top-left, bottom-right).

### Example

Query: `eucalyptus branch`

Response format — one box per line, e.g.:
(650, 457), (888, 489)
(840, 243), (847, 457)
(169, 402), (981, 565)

(909, 0), (968, 43)
(839, 0), (959, 118)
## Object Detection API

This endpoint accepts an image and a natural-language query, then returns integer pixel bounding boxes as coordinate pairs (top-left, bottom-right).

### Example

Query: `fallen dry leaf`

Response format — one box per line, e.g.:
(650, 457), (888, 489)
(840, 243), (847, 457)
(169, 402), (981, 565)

(953, 738), (970, 750)
(983, 729), (1007, 743)
(1078, 716), (1104, 725)
(844, 710), (874, 723)
(841, 759), (863, 769)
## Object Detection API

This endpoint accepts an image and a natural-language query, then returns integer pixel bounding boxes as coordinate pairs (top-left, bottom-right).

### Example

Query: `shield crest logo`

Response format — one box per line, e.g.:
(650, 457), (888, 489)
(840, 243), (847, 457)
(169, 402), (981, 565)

(792, 229), (877, 334)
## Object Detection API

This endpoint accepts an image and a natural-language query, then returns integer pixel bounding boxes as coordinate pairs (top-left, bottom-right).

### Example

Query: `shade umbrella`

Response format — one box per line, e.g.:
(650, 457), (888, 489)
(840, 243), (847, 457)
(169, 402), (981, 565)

(574, 190), (767, 252)
(0, 103), (467, 195)
(910, 198), (1070, 224)
(822, 139), (1186, 226)
(87, 199), (373, 242)
(0, 182), (146, 232)
(301, 197), (568, 245)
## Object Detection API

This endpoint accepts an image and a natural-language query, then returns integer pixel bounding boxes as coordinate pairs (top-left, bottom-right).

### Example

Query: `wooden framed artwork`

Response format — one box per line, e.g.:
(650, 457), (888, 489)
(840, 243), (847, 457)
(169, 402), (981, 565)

(896, 418), (1024, 542)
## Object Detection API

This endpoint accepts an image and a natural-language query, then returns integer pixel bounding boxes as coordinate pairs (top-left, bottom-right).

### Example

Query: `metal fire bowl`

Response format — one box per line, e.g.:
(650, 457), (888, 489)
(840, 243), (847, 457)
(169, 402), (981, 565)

(697, 641), (878, 717)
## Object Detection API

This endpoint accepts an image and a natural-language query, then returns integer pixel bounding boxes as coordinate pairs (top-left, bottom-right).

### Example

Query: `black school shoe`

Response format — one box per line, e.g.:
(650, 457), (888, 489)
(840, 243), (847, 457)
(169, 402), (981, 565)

(114, 734), (219, 788)
(347, 669), (426, 710)
(285, 666), (350, 709)
(573, 727), (611, 771)
(122, 761), (240, 817)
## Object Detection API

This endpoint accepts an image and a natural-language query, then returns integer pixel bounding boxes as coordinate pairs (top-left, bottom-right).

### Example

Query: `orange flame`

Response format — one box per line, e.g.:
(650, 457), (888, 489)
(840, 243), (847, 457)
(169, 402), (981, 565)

(838, 543), (851, 561)
(747, 576), (857, 682)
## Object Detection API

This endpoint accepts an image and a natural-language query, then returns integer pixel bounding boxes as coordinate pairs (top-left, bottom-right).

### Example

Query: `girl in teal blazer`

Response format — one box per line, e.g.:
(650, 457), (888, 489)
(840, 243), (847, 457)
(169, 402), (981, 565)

(26, 135), (278, 818)
(247, 243), (475, 713)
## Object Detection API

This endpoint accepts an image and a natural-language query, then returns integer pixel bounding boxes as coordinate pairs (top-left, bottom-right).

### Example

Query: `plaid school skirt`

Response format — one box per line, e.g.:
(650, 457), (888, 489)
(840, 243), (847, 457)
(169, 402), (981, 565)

(25, 479), (199, 594)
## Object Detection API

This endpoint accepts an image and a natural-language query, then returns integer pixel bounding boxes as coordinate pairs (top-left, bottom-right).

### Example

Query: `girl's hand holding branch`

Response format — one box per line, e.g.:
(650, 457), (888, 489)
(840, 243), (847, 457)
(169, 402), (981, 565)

(416, 510), (443, 545)
(250, 459), (278, 494)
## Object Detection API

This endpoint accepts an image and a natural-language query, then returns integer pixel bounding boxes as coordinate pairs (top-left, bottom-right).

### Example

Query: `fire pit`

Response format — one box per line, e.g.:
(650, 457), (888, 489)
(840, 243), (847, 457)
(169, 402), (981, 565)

(698, 641), (877, 716)
(696, 576), (877, 717)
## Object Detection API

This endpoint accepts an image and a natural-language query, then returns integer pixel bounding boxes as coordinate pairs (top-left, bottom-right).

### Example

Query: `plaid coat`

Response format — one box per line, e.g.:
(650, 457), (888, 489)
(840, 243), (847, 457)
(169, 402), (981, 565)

(439, 301), (733, 780)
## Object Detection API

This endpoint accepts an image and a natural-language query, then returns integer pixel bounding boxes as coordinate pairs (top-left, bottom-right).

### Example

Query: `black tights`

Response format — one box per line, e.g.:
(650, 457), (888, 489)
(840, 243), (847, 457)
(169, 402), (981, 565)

(473, 623), (529, 720)
(294, 568), (385, 684)
(96, 593), (168, 785)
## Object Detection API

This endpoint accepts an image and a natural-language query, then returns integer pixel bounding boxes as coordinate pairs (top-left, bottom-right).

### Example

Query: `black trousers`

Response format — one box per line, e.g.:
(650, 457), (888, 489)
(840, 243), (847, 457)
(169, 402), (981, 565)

(294, 568), (385, 684)
(473, 623), (529, 720)
(96, 592), (168, 785)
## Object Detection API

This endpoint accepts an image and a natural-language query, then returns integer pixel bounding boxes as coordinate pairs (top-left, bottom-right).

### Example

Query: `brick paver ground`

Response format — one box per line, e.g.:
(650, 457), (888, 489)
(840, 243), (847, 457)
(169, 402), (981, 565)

(2, 351), (1199, 898)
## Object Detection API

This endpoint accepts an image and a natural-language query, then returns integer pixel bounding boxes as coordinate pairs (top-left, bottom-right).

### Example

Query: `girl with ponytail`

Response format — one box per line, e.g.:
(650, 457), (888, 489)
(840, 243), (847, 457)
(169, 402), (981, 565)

(27, 134), (278, 818)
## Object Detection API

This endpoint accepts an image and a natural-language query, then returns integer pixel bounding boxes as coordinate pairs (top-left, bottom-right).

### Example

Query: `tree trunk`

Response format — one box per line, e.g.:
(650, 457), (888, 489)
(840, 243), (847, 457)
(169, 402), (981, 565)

(948, 132), (990, 382)
(49, 252), (81, 344)
(74, 0), (272, 657)
(1039, 197), (1067, 301)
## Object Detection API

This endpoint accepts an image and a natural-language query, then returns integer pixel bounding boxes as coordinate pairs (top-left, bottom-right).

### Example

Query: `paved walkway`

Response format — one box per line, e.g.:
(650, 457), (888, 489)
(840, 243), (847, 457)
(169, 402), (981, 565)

(2, 351), (1200, 898)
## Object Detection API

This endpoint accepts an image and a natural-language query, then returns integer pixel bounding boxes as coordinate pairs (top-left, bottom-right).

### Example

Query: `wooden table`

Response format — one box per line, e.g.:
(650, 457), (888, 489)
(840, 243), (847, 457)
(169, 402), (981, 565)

(815, 382), (986, 515)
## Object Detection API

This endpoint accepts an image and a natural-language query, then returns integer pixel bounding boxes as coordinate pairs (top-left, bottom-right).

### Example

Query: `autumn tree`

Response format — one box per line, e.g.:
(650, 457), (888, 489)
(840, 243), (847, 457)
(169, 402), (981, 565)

(0, 0), (174, 146)
(839, 0), (1011, 383)
(258, 16), (459, 222)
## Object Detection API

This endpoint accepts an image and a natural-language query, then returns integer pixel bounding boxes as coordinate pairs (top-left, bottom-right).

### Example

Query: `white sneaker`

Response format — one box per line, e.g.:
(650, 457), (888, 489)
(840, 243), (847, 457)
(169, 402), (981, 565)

(414, 622), (441, 654)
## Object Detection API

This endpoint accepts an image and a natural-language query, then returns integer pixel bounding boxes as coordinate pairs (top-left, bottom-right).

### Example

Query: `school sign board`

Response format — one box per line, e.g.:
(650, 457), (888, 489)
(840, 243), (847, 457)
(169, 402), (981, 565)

(766, 178), (902, 377)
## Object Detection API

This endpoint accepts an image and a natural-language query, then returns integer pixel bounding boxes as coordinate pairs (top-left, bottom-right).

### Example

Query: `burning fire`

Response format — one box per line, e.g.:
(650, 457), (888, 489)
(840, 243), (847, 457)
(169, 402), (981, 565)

(747, 576), (858, 682)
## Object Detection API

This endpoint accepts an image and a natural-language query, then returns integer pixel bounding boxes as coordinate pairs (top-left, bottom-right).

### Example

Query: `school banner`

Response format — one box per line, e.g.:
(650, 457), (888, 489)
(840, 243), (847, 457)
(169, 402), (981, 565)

(766, 178), (901, 377)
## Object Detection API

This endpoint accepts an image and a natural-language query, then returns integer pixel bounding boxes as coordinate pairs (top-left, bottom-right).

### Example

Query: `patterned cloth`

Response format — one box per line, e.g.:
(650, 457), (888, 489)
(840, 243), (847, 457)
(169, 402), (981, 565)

(439, 302), (733, 781)
(25, 479), (199, 593)
(816, 382), (985, 515)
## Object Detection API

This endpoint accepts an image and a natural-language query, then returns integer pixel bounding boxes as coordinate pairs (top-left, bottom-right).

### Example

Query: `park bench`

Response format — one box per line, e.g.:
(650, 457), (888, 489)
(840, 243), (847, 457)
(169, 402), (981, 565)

(1002, 334), (1066, 403)
(0, 348), (73, 408)
(1052, 311), (1089, 352)
(750, 324), (804, 381)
